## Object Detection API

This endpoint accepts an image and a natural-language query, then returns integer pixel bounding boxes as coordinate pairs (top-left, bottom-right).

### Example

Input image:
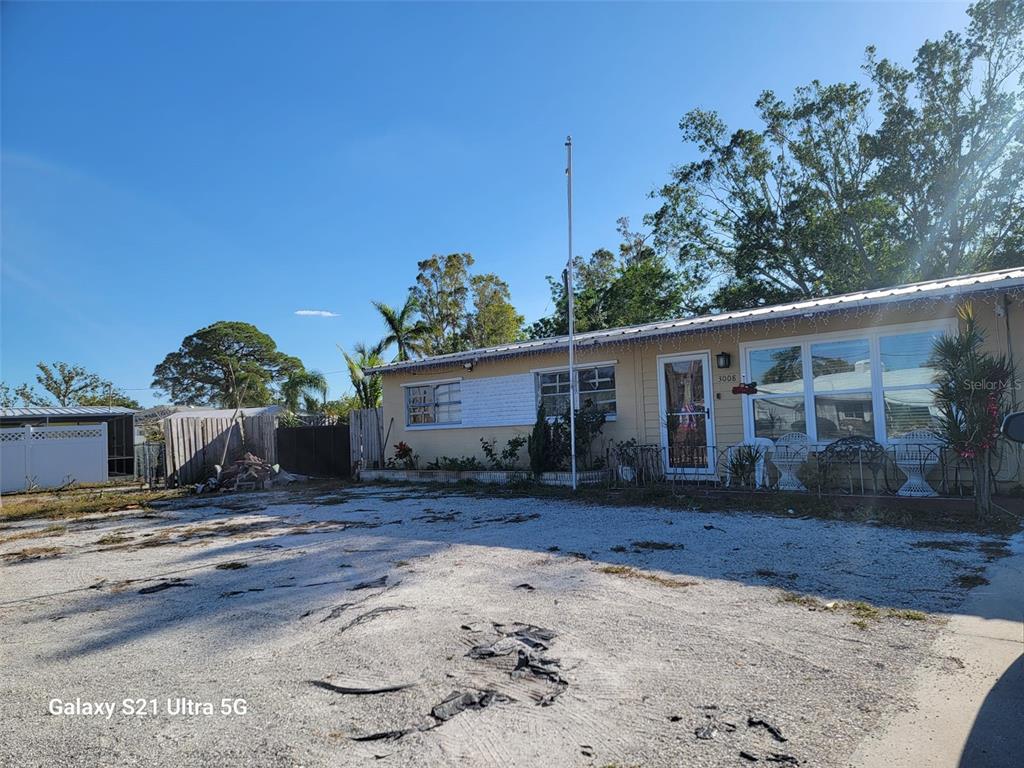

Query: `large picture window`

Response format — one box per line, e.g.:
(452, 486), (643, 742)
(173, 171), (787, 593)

(536, 364), (616, 418)
(405, 381), (461, 426)
(742, 321), (952, 444)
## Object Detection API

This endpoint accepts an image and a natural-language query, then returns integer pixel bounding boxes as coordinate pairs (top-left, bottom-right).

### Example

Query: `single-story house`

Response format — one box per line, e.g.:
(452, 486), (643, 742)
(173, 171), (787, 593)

(0, 406), (136, 476)
(367, 268), (1024, 489)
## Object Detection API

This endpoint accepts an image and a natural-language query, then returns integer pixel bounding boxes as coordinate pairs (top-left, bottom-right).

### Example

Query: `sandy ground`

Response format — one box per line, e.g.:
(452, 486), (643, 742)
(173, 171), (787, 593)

(0, 484), (1011, 767)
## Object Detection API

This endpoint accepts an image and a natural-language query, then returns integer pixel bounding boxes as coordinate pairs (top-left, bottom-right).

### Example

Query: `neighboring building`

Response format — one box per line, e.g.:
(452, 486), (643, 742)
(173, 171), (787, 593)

(367, 268), (1024, 487)
(0, 406), (136, 476)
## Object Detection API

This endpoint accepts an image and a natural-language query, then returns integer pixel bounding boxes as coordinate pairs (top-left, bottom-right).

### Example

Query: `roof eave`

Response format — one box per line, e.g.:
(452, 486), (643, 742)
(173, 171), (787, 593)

(362, 268), (1024, 376)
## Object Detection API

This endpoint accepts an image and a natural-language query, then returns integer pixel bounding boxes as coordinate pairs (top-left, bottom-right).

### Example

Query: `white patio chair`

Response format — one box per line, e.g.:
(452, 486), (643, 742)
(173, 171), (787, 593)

(770, 432), (809, 491)
(891, 429), (942, 497)
(723, 437), (775, 488)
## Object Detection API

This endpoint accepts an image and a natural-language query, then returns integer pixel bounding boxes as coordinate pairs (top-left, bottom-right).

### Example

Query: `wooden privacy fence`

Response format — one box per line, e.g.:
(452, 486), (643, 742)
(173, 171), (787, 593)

(349, 407), (385, 469)
(164, 411), (278, 486)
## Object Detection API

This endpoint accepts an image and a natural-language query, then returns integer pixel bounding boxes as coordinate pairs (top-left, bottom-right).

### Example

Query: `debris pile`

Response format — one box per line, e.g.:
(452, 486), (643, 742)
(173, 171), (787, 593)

(194, 453), (300, 494)
(467, 622), (568, 706)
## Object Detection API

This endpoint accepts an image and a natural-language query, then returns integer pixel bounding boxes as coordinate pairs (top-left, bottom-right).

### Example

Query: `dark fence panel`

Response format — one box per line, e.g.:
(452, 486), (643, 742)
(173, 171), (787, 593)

(277, 425), (351, 478)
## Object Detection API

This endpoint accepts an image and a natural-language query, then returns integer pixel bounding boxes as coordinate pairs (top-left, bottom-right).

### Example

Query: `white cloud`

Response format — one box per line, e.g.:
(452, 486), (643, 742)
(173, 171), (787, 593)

(294, 309), (340, 318)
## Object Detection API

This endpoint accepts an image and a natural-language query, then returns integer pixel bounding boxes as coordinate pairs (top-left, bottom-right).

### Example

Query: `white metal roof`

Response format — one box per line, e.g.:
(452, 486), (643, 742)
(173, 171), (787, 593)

(164, 405), (284, 420)
(366, 267), (1024, 374)
(0, 406), (136, 418)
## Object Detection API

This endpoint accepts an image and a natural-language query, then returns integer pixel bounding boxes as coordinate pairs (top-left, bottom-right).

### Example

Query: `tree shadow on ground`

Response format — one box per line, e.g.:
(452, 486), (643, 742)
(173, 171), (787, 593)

(4, 483), (1018, 659)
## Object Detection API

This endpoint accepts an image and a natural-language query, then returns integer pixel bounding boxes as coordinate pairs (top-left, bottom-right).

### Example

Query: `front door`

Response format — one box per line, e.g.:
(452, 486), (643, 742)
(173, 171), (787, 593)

(659, 353), (715, 475)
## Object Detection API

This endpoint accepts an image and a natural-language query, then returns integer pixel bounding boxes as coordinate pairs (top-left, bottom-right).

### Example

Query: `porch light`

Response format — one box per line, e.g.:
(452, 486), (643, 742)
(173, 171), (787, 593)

(716, 351), (732, 369)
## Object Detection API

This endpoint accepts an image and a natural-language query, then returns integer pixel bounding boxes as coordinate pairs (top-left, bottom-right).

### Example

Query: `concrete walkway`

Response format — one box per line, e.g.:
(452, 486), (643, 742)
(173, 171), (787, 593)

(850, 533), (1024, 768)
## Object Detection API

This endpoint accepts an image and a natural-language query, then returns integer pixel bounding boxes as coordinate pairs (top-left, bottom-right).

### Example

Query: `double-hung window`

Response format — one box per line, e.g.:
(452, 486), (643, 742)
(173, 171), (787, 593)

(536, 364), (616, 418)
(743, 321), (952, 444)
(405, 381), (461, 426)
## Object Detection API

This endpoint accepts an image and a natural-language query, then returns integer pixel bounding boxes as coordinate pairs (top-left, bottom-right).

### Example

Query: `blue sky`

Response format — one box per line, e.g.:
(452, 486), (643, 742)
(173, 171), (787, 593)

(1, 1), (969, 406)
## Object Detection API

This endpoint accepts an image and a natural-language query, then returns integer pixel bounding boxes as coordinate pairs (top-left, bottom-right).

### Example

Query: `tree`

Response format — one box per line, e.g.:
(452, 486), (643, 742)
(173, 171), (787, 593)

(410, 253), (475, 355)
(0, 382), (49, 407)
(466, 273), (524, 348)
(865, 0), (1024, 277)
(340, 341), (385, 410)
(931, 304), (1014, 516)
(323, 393), (364, 423)
(77, 389), (142, 409)
(647, 0), (1023, 312)
(373, 295), (432, 362)
(34, 362), (104, 406)
(2, 363), (137, 408)
(530, 220), (696, 337)
(152, 321), (303, 407)
(280, 369), (329, 413)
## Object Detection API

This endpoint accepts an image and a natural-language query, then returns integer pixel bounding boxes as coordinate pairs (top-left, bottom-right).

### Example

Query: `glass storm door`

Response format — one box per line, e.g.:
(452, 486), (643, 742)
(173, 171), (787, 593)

(659, 354), (715, 474)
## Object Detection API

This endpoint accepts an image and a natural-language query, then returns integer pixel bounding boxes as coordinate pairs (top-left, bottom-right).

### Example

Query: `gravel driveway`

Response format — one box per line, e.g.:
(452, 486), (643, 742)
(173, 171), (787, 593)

(0, 484), (1007, 767)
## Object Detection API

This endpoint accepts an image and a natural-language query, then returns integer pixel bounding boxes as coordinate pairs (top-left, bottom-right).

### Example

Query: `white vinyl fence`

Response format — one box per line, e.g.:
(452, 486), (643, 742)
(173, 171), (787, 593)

(1, 424), (109, 493)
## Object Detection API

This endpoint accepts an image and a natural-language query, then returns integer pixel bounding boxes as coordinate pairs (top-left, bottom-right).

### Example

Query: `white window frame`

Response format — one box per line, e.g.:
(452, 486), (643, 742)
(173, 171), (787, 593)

(739, 319), (955, 446)
(531, 361), (617, 421)
(401, 378), (462, 429)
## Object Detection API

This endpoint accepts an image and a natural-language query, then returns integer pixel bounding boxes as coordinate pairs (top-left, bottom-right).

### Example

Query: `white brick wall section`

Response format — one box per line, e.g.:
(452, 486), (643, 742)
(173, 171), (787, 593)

(461, 373), (536, 427)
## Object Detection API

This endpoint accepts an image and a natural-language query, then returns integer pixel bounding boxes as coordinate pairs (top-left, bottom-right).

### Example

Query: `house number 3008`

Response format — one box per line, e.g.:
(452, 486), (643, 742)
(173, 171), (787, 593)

(717, 373), (738, 384)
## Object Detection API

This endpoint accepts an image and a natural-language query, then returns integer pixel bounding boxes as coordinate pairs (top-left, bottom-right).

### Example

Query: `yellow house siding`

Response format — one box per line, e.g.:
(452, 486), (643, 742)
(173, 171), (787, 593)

(378, 292), (1019, 476)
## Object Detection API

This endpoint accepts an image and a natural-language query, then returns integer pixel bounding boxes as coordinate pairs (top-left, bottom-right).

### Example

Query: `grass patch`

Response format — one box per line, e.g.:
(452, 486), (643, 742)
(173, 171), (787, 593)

(779, 591), (826, 609)
(978, 541), (1011, 561)
(956, 573), (990, 589)
(912, 540), (969, 551)
(0, 489), (183, 523)
(755, 568), (798, 580)
(887, 608), (927, 621)
(388, 479), (1022, 536)
(1, 545), (64, 562)
(632, 540), (683, 551)
(95, 533), (134, 546)
(0, 524), (66, 544)
(596, 564), (697, 588)
(780, 592), (930, 624)
(847, 601), (882, 620)
(851, 619), (870, 631)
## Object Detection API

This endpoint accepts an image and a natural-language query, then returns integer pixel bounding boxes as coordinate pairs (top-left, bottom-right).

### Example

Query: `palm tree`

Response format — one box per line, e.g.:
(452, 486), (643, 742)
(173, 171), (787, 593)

(931, 305), (1013, 516)
(340, 341), (386, 409)
(373, 296), (432, 362)
(281, 369), (329, 413)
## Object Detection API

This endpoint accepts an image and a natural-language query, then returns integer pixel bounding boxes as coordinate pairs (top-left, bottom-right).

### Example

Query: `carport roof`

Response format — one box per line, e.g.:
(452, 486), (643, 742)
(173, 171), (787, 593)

(1, 406), (136, 419)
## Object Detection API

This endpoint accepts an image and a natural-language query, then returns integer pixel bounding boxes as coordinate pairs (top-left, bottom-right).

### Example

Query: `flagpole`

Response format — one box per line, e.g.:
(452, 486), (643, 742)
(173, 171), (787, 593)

(565, 135), (578, 492)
